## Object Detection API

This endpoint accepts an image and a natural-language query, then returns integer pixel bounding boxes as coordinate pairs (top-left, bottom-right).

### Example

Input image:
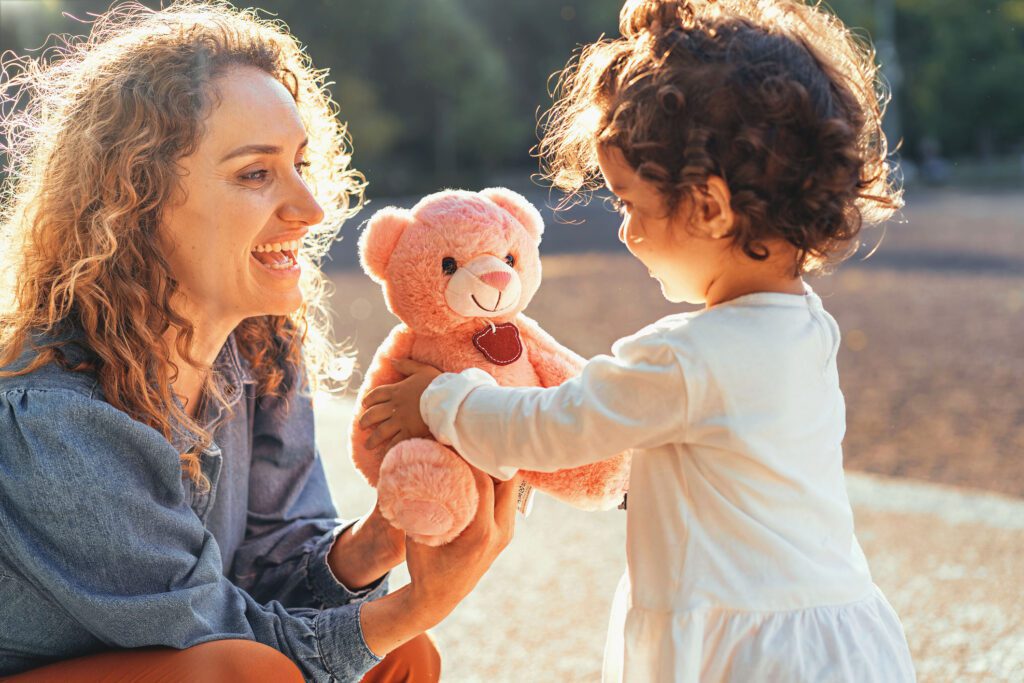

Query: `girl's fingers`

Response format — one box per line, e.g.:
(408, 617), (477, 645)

(362, 385), (391, 408)
(364, 421), (402, 450)
(390, 357), (436, 376)
(359, 403), (395, 429)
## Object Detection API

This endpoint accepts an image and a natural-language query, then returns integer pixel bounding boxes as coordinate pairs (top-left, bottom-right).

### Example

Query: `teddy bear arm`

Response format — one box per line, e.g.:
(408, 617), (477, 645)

(517, 314), (585, 388)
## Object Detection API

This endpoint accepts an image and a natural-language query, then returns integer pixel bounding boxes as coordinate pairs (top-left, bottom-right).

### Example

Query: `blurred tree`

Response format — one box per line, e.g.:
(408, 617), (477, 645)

(2, 0), (1022, 191)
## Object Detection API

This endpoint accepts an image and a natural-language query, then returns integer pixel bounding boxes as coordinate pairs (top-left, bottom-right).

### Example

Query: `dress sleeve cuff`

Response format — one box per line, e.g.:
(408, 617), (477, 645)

(420, 369), (518, 480)
(314, 602), (384, 682)
(307, 523), (390, 608)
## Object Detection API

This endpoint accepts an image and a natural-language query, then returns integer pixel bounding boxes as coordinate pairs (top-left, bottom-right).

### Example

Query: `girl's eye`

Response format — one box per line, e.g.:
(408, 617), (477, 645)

(505, 253), (515, 268)
(441, 257), (458, 275)
(611, 197), (631, 215)
(295, 160), (311, 175)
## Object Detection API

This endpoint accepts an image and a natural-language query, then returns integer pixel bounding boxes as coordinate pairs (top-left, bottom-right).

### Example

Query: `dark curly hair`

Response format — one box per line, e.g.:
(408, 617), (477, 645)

(539, 0), (902, 274)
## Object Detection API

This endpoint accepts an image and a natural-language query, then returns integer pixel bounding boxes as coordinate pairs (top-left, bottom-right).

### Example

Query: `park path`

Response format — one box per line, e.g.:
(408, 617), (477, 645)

(315, 396), (1024, 683)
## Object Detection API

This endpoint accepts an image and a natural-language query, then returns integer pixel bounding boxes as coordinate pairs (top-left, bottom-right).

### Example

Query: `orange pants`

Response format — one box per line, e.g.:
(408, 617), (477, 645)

(4, 634), (441, 683)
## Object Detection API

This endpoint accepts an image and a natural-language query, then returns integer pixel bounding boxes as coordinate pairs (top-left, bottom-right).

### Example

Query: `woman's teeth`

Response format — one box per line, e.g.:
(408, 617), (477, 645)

(251, 239), (300, 271)
(253, 239), (302, 253)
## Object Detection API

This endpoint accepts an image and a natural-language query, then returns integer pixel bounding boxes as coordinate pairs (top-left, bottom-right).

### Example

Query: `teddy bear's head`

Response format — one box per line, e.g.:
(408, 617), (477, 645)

(358, 188), (544, 335)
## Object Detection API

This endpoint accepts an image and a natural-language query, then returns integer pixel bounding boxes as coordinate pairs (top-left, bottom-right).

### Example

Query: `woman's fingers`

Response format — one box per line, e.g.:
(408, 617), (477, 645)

(364, 420), (402, 450)
(359, 403), (395, 429)
(492, 476), (519, 542)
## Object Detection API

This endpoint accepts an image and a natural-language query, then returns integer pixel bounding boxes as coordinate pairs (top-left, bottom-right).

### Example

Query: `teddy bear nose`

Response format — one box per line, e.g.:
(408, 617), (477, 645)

(478, 270), (512, 291)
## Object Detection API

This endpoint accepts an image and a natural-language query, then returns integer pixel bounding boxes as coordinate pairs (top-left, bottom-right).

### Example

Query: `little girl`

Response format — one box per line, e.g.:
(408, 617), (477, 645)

(360, 0), (915, 679)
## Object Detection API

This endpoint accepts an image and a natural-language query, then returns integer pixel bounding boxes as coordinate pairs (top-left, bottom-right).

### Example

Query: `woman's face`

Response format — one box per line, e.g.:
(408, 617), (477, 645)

(160, 66), (324, 330)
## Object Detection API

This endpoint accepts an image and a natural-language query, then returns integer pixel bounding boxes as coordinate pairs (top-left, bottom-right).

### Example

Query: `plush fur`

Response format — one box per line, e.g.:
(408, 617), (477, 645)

(351, 188), (631, 546)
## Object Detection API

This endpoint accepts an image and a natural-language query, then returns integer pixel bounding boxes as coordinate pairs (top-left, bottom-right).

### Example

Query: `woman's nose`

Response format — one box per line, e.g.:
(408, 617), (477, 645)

(280, 180), (325, 226)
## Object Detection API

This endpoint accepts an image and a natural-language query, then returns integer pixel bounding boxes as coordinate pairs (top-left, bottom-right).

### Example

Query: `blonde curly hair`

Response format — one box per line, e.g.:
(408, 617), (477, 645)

(0, 1), (364, 487)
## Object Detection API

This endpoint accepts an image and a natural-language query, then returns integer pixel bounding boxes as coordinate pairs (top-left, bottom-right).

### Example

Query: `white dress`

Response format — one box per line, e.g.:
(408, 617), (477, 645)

(421, 287), (916, 682)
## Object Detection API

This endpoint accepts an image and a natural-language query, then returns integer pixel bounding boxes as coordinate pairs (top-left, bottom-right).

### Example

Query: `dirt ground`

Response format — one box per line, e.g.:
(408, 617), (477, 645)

(327, 188), (1024, 498)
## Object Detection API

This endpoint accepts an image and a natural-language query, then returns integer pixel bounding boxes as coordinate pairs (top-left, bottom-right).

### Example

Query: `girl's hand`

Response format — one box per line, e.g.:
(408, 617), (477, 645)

(359, 358), (442, 452)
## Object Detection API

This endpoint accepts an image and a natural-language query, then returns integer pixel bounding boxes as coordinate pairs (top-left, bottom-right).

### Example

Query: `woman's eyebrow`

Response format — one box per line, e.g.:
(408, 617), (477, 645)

(219, 138), (308, 163)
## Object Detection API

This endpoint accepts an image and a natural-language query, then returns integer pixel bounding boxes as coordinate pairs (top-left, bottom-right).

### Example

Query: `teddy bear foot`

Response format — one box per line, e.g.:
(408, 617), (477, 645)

(377, 438), (479, 546)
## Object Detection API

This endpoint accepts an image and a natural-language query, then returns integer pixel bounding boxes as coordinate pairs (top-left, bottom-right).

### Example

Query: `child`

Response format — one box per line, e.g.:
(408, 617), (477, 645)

(360, 0), (915, 680)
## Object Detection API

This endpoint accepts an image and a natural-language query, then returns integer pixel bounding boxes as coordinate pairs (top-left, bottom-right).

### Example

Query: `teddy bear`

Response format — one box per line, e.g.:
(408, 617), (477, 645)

(350, 188), (631, 546)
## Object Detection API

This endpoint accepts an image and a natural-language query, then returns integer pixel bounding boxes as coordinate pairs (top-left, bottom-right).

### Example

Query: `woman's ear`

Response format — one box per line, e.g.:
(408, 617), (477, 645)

(359, 208), (412, 283)
(698, 176), (735, 239)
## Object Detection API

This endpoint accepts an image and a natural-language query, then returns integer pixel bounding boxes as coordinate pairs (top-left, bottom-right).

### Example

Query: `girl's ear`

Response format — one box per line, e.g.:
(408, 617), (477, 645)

(480, 187), (545, 241)
(699, 176), (735, 239)
(359, 208), (412, 283)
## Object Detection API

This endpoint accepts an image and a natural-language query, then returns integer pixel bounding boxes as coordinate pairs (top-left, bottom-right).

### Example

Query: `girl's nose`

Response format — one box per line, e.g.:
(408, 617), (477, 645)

(479, 270), (512, 291)
(618, 222), (627, 244)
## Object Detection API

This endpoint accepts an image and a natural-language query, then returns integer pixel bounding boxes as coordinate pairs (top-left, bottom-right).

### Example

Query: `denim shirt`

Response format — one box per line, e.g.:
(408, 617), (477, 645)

(0, 336), (386, 681)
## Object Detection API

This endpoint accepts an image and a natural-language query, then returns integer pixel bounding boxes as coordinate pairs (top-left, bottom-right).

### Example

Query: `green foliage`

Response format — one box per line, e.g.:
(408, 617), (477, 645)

(2, 0), (1022, 195)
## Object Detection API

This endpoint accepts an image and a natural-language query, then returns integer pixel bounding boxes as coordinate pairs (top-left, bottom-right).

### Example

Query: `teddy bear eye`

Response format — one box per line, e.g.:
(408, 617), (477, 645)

(441, 257), (458, 275)
(505, 254), (516, 268)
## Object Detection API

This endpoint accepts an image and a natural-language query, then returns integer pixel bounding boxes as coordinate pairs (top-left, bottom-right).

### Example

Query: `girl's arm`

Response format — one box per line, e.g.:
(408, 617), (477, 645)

(516, 314), (585, 387)
(362, 330), (689, 480)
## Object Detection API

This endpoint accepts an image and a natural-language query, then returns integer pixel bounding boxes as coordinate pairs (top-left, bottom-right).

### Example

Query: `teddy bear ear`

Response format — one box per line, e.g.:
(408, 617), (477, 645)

(480, 187), (544, 241)
(359, 207), (412, 283)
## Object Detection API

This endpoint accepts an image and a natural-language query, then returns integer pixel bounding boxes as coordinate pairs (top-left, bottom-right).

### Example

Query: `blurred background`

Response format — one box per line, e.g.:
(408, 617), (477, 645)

(2, 1), (1022, 680)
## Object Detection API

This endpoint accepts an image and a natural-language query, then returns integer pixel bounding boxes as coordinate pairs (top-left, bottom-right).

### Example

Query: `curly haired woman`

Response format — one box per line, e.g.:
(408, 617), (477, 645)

(0, 2), (516, 681)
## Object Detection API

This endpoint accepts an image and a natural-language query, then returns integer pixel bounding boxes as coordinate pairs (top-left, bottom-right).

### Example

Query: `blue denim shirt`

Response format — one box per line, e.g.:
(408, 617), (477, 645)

(0, 335), (386, 681)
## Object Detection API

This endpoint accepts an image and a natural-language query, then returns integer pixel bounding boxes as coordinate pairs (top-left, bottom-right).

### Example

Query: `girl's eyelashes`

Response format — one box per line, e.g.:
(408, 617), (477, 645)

(610, 196), (632, 215)
(295, 160), (311, 175)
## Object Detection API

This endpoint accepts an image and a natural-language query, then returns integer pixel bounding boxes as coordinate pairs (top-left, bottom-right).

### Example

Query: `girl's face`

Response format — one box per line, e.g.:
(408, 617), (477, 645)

(596, 145), (726, 305)
(160, 66), (324, 331)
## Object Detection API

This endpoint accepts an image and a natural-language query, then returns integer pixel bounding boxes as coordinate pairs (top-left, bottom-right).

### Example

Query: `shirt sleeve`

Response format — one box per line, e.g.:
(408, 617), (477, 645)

(230, 383), (387, 610)
(421, 329), (689, 480)
(0, 388), (381, 682)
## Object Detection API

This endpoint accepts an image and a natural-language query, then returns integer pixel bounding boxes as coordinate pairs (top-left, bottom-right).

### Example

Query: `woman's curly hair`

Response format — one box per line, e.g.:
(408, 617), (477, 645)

(540, 0), (902, 273)
(0, 1), (364, 488)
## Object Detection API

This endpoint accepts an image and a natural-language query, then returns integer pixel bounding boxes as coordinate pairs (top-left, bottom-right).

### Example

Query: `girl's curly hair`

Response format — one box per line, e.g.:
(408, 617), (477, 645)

(540, 0), (902, 273)
(0, 1), (364, 488)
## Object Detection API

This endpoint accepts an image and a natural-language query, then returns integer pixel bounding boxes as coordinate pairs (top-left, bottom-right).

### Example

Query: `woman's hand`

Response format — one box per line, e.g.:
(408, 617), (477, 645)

(327, 500), (406, 590)
(359, 358), (442, 452)
(359, 467), (519, 656)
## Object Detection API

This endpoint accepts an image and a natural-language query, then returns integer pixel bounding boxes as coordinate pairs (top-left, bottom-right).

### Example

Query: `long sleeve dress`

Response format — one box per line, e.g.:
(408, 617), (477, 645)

(420, 286), (916, 682)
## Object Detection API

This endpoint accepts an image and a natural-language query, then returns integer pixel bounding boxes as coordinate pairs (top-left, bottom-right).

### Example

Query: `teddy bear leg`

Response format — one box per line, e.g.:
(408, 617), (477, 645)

(377, 438), (479, 546)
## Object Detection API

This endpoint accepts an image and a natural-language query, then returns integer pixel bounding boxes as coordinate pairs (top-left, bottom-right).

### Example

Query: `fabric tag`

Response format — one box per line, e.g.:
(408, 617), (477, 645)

(516, 480), (535, 517)
(472, 322), (523, 366)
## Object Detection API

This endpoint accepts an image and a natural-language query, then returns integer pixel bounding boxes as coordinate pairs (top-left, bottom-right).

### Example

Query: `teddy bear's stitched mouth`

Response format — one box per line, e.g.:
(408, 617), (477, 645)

(471, 292), (503, 313)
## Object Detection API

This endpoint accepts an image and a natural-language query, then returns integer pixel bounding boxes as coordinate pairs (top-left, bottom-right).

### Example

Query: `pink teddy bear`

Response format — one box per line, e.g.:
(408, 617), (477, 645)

(350, 188), (631, 546)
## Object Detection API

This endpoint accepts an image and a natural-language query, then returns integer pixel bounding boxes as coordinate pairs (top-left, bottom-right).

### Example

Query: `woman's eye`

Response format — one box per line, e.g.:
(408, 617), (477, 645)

(241, 169), (269, 182)
(441, 257), (458, 275)
(505, 254), (516, 268)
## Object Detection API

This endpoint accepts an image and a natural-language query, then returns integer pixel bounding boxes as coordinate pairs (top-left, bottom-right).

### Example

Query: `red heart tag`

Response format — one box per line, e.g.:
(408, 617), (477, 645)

(472, 322), (523, 366)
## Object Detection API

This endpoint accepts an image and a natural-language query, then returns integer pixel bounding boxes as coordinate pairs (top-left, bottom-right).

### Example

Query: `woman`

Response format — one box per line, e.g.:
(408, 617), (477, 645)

(0, 2), (516, 681)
